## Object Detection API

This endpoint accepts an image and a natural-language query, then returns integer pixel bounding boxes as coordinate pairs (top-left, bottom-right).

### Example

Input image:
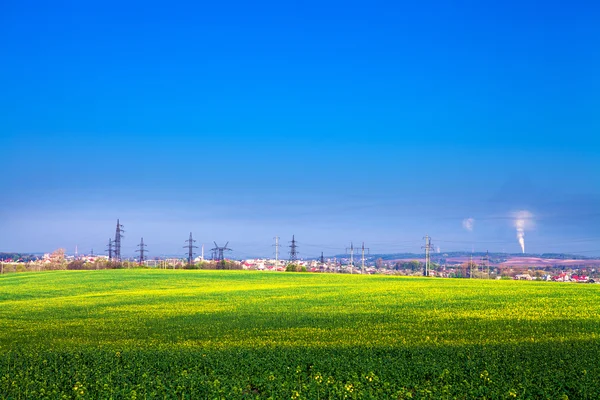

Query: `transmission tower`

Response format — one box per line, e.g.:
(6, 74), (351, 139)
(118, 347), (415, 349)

(106, 238), (113, 260)
(289, 235), (298, 263)
(184, 232), (198, 266)
(211, 242), (232, 269)
(136, 237), (148, 264)
(360, 242), (370, 274)
(422, 235), (434, 277)
(273, 236), (280, 266)
(481, 250), (490, 278)
(319, 252), (326, 272)
(211, 242), (232, 261)
(114, 219), (124, 262)
(346, 242), (356, 274)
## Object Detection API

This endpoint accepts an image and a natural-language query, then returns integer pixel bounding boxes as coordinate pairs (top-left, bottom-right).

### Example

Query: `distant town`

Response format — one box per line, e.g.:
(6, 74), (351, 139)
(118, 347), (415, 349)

(1, 249), (598, 283)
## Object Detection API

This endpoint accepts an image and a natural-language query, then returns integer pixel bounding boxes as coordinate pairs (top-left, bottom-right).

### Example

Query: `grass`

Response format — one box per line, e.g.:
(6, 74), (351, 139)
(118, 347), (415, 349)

(0, 269), (599, 398)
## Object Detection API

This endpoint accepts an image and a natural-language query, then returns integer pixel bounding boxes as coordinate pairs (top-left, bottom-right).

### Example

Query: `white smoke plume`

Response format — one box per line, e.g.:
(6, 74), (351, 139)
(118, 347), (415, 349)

(462, 217), (475, 232)
(513, 210), (534, 253)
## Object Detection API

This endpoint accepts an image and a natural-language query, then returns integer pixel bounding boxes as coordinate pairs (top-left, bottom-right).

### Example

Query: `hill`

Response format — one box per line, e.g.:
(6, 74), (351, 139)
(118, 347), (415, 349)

(329, 251), (600, 268)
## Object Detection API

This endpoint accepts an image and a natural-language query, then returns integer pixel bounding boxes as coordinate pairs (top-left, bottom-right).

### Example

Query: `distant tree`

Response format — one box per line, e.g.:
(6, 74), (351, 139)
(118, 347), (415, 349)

(104, 261), (123, 269)
(49, 249), (67, 270)
(215, 260), (241, 270)
(200, 261), (217, 270)
(410, 261), (421, 271)
(460, 261), (478, 278)
(376, 258), (384, 269)
(393, 261), (422, 272)
(67, 260), (87, 270)
(285, 264), (305, 272)
(0, 253), (38, 262)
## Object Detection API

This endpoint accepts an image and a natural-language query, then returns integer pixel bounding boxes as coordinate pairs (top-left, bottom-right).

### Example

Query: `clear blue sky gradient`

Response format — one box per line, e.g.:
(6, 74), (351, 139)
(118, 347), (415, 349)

(1, 1), (599, 257)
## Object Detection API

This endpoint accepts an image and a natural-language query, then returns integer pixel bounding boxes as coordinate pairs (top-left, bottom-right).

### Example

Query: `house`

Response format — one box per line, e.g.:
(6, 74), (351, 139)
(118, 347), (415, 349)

(514, 274), (533, 280)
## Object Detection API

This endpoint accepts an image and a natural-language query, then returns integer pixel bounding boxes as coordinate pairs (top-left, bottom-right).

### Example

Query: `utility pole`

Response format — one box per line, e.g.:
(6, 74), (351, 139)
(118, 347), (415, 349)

(136, 237), (147, 264)
(360, 242), (370, 274)
(184, 232), (198, 266)
(346, 242), (356, 274)
(201, 244), (204, 261)
(422, 235), (433, 277)
(106, 238), (113, 260)
(289, 235), (298, 264)
(90, 249), (94, 257)
(114, 219), (124, 262)
(469, 253), (473, 278)
(273, 236), (280, 266)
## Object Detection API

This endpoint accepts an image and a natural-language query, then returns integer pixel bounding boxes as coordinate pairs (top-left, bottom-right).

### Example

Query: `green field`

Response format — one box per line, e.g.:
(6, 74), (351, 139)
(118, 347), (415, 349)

(0, 270), (599, 399)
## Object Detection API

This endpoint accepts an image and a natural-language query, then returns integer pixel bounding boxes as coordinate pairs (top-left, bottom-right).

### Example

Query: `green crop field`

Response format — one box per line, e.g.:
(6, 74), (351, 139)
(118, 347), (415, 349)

(0, 270), (599, 399)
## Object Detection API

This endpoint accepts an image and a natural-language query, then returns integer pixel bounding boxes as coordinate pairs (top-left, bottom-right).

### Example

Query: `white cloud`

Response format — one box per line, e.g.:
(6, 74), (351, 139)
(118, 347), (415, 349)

(462, 217), (474, 232)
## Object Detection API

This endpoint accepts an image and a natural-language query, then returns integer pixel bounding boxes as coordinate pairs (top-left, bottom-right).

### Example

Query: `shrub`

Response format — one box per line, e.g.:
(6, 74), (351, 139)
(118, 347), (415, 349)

(286, 264), (306, 272)
(67, 260), (87, 270)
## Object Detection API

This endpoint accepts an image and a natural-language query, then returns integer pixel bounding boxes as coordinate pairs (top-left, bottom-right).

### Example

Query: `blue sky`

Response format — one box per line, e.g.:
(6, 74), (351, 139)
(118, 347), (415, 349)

(1, 0), (599, 258)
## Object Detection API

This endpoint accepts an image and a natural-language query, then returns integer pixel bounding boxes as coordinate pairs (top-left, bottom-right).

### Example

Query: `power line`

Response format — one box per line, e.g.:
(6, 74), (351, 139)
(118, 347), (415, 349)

(106, 238), (113, 260)
(136, 237), (148, 264)
(114, 219), (124, 262)
(273, 236), (280, 265)
(422, 235), (434, 277)
(469, 253), (474, 279)
(296, 242), (344, 250)
(211, 241), (232, 262)
(481, 250), (490, 278)
(289, 235), (298, 263)
(570, 249), (600, 254)
(346, 242), (356, 274)
(360, 242), (370, 274)
(184, 232), (198, 266)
